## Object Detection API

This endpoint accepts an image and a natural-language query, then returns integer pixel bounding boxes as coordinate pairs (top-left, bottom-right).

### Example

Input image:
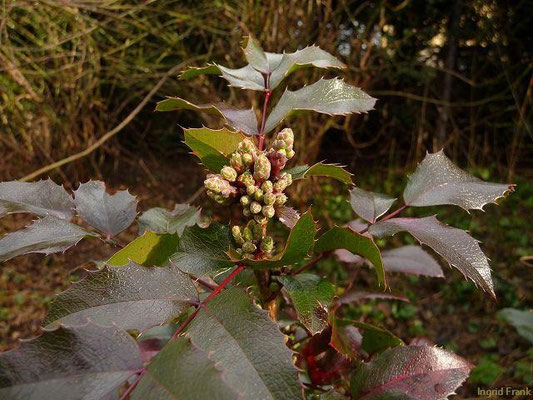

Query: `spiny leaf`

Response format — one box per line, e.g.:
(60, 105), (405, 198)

(286, 162), (353, 184)
(315, 227), (385, 286)
(132, 337), (239, 400)
(243, 35), (269, 73)
(0, 179), (74, 220)
(381, 245), (444, 278)
(107, 231), (180, 267)
(498, 308), (533, 344)
(369, 216), (495, 298)
(170, 222), (234, 277)
(351, 345), (473, 400)
(264, 78), (376, 133)
(277, 274), (335, 334)
(218, 64), (265, 90)
(184, 127), (246, 172)
(0, 322), (142, 400)
(276, 206), (300, 229)
(338, 291), (409, 305)
(74, 181), (137, 236)
(244, 211), (316, 269)
(179, 64), (221, 80)
(0, 216), (96, 262)
(330, 317), (362, 360)
(349, 187), (396, 223)
(186, 287), (302, 400)
(45, 262), (198, 331)
(351, 320), (404, 355)
(156, 98), (259, 135)
(138, 204), (201, 235)
(404, 150), (514, 211)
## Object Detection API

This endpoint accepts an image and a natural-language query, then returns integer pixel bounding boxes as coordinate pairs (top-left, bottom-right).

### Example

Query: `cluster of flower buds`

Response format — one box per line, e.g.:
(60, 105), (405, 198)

(203, 129), (296, 259)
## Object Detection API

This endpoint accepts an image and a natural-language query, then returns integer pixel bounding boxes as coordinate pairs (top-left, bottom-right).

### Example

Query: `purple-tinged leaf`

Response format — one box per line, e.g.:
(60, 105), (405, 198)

(338, 291), (409, 305)
(349, 187), (396, 223)
(277, 274), (335, 334)
(0, 216), (96, 262)
(156, 98), (259, 135)
(351, 345), (473, 400)
(138, 204), (201, 235)
(498, 308), (533, 344)
(330, 318), (363, 359)
(0, 179), (73, 220)
(315, 227), (385, 286)
(0, 322), (142, 400)
(369, 216), (495, 298)
(218, 64), (265, 90)
(186, 287), (302, 400)
(381, 245), (444, 278)
(276, 206), (300, 229)
(404, 150), (514, 211)
(132, 337), (239, 400)
(264, 78), (376, 133)
(45, 262), (198, 331)
(347, 220), (369, 234)
(410, 337), (436, 347)
(74, 181), (137, 236)
(334, 249), (364, 264)
(183, 127), (246, 173)
(286, 162), (353, 184)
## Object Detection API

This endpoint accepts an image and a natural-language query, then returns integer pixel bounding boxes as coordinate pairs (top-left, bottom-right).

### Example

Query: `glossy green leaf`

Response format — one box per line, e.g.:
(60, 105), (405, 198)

(0, 179), (73, 220)
(179, 64), (221, 80)
(107, 231), (180, 267)
(156, 98), (259, 135)
(132, 337), (238, 400)
(184, 127), (246, 172)
(286, 162), (353, 184)
(351, 320), (404, 355)
(315, 227), (385, 286)
(45, 262), (198, 331)
(264, 78), (376, 132)
(0, 216), (96, 262)
(0, 323), (142, 400)
(186, 287), (302, 400)
(277, 274), (335, 334)
(138, 204), (201, 235)
(170, 222), (234, 277)
(244, 211), (316, 269)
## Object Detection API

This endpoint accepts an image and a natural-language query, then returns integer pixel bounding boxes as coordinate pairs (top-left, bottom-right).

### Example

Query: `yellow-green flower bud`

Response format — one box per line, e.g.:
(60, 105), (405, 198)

(273, 139), (285, 150)
(274, 173), (292, 192)
(230, 153), (244, 173)
(278, 128), (294, 147)
(262, 205), (275, 218)
(260, 236), (274, 253)
(261, 181), (273, 193)
(286, 149), (295, 159)
(253, 154), (271, 182)
(221, 166), (238, 182)
(242, 153), (254, 167)
(243, 227), (253, 242)
(254, 188), (264, 202)
(276, 149), (287, 157)
(235, 248), (243, 256)
(250, 201), (262, 214)
(238, 171), (255, 187)
(243, 207), (251, 217)
(246, 185), (257, 196)
(240, 195), (251, 206)
(264, 192), (276, 205)
(232, 226), (244, 245)
(254, 214), (268, 224)
(238, 138), (257, 155)
(275, 193), (288, 206)
(242, 241), (257, 254)
(253, 224), (263, 241)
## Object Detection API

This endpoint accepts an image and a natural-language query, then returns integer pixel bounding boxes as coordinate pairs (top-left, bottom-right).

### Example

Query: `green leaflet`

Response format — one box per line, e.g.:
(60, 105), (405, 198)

(315, 227), (386, 286)
(286, 162), (353, 184)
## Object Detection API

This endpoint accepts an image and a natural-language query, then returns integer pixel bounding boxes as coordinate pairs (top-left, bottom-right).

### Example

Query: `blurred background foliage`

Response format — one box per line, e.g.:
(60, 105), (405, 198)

(0, 0), (532, 396)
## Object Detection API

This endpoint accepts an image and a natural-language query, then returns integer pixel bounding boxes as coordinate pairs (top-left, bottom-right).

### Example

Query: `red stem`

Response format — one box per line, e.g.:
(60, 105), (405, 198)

(291, 252), (327, 276)
(120, 370), (145, 400)
(358, 204), (409, 234)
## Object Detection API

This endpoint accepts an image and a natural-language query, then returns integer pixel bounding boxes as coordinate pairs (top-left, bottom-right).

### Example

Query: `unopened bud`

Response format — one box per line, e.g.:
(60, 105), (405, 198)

(253, 224), (263, 241)
(242, 153), (254, 167)
(273, 139), (285, 150)
(243, 227), (253, 242)
(246, 185), (257, 196)
(275, 193), (288, 206)
(242, 241), (257, 254)
(261, 181), (273, 193)
(254, 215), (268, 224)
(238, 138), (257, 155)
(240, 195), (251, 206)
(230, 153), (244, 173)
(250, 201), (262, 214)
(286, 149), (295, 159)
(238, 171), (255, 187)
(243, 207), (251, 217)
(253, 154), (271, 182)
(235, 248), (243, 256)
(264, 192), (276, 205)
(274, 173), (292, 192)
(232, 226), (244, 245)
(262, 205), (275, 218)
(254, 188), (264, 202)
(260, 236), (274, 253)
(278, 128), (294, 146)
(276, 148), (287, 157)
(221, 166), (238, 182)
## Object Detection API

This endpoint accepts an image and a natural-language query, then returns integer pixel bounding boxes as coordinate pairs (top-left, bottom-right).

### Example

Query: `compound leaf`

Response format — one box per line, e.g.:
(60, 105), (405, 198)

(0, 179), (74, 220)
(351, 345), (473, 400)
(404, 150), (513, 211)
(349, 187), (396, 223)
(369, 216), (495, 298)
(132, 337), (239, 400)
(286, 163), (353, 184)
(0, 216), (96, 262)
(170, 222), (233, 277)
(381, 245), (444, 278)
(107, 231), (180, 267)
(184, 127), (246, 172)
(0, 323), (142, 400)
(264, 78), (376, 133)
(186, 287), (302, 400)
(244, 211), (316, 269)
(315, 227), (385, 286)
(138, 204), (201, 235)
(74, 181), (137, 236)
(45, 262), (198, 331)
(498, 308), (533, 344)
(156, 98), (259, 135)
(277, 274), (335, 334)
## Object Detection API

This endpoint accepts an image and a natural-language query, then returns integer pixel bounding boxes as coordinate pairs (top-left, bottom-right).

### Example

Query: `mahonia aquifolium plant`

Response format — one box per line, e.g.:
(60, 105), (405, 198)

(0, 36), (515, 400)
